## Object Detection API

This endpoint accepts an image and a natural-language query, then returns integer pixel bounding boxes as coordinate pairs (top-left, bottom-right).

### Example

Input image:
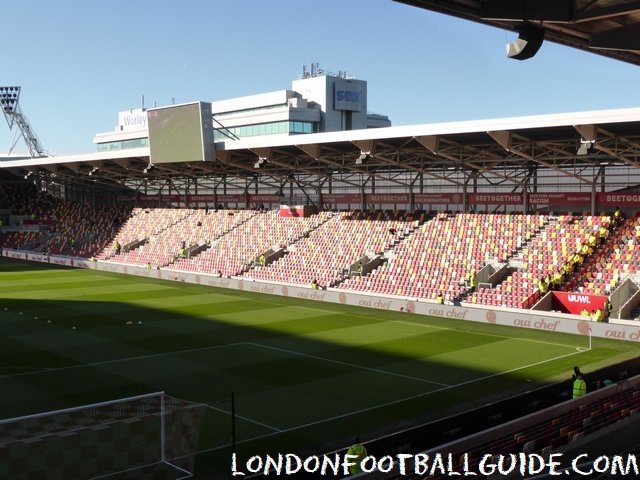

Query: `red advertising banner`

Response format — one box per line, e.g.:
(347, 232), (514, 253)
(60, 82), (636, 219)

(529, 192), (591, 206)
(413, 192), (463, 205)
(216, 194), (245, 203)
(162, 195), (182, 203)
(279, 205), (316, 218)
(248, 194), (280, 203)
(138, 195), (160, 203)
(321, 193), (361, 204)
(597, 192), (640, 207)
(552, 291), (608, 315)
(187, 194), (216, 203)
(468, 193), (523, 205)
(365, 193), (410, 204)
(23, 220), (56, 226)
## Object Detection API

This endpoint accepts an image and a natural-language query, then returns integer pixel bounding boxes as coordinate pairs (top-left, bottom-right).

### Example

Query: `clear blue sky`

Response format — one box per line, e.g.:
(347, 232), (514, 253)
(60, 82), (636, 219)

(2, 0), (640, 156)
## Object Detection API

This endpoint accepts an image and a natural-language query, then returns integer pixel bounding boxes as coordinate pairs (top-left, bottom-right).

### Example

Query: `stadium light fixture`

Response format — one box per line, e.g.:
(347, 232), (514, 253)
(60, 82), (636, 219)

(356, 151), (370, 165)
(254, 157), (267, 169)
(0, 86), (20, 113)
(506, 23), (545, 61)
(577, 138), (594, 156)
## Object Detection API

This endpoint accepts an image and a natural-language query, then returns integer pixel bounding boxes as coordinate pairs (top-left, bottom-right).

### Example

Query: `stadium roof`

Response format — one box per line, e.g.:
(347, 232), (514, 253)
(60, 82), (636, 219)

(3, 0), (640, 198)
(2, 107), (640, 196)
(394, 0), (640, 66)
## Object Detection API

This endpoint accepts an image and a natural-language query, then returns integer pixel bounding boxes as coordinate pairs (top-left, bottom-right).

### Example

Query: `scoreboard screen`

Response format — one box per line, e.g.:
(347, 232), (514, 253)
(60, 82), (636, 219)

(147, 101), (214, 163)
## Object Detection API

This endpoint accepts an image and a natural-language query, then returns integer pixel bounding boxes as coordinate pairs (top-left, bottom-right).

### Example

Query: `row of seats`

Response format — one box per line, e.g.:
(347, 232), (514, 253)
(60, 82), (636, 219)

(391, 385), (640, 480)
(2, 184), (638, 310)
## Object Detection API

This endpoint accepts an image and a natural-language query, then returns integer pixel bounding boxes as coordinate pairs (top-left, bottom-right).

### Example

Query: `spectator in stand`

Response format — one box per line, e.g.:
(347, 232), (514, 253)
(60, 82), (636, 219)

(538, 277), (548, 295)
(468, 270), (478, 292)
(598, 224), (609, 245)
(603, 298), (613, 322)
(114, 241), (121, 255)
(594, 308), (604, 323)
(346, 438), (367, 475)
(572, 366), (587, 399)
(571, 250), (583, 267)
(613, 206), (623, 226)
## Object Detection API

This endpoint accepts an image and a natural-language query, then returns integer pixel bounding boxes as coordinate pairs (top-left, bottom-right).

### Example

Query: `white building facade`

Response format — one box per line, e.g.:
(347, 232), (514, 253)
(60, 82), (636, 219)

(94, 68), (391, 152)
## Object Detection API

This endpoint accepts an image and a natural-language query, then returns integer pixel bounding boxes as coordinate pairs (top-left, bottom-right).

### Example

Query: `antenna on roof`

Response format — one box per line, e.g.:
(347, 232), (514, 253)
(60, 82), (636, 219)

(302, 62), (325, 79)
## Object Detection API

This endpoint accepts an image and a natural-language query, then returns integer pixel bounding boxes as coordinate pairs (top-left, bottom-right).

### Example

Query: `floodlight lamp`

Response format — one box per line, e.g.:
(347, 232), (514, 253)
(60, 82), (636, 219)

(254, 157), (267, 169)
(356, 151), (370, 165)
(577, 138), (594, 156)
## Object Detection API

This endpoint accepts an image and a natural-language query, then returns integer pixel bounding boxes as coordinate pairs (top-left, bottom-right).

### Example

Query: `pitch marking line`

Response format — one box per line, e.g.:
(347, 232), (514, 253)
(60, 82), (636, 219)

(205, 403), (282, 433)
(198, 346), (587, 454)
(392, 318), (584, 350)
(245, 341), (451, 387)
(0, 342), (247, 379)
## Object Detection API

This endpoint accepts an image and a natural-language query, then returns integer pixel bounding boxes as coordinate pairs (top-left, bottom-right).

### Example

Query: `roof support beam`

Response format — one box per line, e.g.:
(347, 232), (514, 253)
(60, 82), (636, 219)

(591, 24), (640, 51)
(574, 2), (640, 23)
(480, 0), (574, 22)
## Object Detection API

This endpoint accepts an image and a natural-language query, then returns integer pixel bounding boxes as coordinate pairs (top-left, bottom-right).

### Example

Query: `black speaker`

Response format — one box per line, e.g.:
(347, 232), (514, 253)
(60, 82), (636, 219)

(506, 23), (545, 60)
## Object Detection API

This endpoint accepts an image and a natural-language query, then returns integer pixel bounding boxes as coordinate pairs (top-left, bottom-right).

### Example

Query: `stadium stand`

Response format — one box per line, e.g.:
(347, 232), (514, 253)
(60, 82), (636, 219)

(4, 183), (640, 315)
(246, 209), (420, 288)
(568, 213), (640, 296)
(340, 212), (548, 303)
(167, 208), (320, 277)
(464, 214), (611, 308)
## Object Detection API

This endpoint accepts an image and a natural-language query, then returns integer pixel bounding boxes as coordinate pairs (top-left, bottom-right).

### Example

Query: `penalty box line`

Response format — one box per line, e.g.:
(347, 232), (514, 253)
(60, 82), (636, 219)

(245, 341), (452, 387)
(0, 342), (247, 379)
(198, 343), (588, 455)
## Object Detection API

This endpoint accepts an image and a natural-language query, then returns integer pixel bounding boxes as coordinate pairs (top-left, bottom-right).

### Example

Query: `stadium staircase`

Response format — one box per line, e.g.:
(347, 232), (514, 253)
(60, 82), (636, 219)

(458, 214), (616, 308)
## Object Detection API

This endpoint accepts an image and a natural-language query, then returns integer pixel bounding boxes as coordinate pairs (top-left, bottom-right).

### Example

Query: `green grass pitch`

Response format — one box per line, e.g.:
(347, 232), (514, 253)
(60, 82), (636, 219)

(0, 258), (637, 478)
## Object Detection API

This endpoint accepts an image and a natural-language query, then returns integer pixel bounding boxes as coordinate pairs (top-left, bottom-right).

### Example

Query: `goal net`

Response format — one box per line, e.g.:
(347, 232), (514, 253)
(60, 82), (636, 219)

(0, 391), (207, 480)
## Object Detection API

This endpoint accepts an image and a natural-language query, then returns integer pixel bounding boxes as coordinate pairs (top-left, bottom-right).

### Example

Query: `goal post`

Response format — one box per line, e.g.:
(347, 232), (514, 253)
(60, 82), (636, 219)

(0, 391), (207, 480)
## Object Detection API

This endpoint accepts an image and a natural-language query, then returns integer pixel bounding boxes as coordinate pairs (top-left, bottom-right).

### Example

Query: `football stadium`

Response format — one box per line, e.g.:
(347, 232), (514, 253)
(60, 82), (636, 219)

(2, 2), (640, 479)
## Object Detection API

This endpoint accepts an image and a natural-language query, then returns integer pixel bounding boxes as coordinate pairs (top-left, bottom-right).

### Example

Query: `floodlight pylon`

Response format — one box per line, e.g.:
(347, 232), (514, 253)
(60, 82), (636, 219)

(0, 86), (46, 158)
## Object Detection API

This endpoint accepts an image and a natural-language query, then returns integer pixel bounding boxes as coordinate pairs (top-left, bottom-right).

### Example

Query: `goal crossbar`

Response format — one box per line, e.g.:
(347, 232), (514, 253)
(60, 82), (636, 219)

(0, 391), (207, 480)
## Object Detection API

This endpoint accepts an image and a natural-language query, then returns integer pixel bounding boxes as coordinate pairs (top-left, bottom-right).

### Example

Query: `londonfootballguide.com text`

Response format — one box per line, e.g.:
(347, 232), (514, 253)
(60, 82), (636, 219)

(231, 452), (640, 476)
